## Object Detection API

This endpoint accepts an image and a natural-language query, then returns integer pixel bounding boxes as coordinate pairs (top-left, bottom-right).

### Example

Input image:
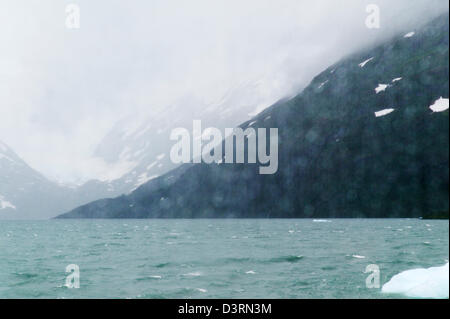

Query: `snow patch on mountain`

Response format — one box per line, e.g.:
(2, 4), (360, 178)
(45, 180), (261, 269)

(375, 84), (389, 94)
(134, 173), (159, 190)
(318, 80), (329, 89)
(429, 97), (449, 113)
(0, 195), (16, 210)
(375, 109), (395, 117)
(359, 57), (374, 68)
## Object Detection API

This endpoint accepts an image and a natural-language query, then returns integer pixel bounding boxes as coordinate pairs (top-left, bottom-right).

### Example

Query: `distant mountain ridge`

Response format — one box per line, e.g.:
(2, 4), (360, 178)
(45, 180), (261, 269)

(0, 140), (120, 219)
(1, 77), (294, 219)
(57, 12), (448, 219)
(90, 78), (295, 195)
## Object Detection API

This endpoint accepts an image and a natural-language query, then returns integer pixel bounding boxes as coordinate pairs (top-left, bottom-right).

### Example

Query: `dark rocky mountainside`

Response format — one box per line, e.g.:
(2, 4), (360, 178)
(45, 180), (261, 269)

(58, 13), (449, 219)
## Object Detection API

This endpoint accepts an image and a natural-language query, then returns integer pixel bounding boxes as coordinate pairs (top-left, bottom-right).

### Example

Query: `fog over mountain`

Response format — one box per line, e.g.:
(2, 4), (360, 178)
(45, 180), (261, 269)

(1, 0), (448, 185)
(58, 12), (449, 219)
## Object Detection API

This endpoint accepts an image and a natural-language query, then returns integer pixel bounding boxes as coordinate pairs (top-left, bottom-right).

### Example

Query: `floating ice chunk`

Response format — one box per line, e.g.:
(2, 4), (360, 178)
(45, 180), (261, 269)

(375, 84), (389, 94)
(392, 77), (403, 83)
(246, 270), (256, 274)
(404, 32), (415, 38)
(382, 263), (449, 299)
(183, 272), (202, 277)
(429, 97), (449, 113)
(352, 255), (366, 259)
(196, 288), (207, 293)
(359, 57), (374, 68)
(313, 219), (331, 223)
(375, 108), (395, 117)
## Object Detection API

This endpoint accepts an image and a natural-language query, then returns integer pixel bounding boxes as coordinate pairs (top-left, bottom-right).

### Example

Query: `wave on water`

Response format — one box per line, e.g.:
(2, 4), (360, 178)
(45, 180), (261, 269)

(382, 263), (449, 299)
(268, 255), (305, 263)
(183, 271), (202, 277)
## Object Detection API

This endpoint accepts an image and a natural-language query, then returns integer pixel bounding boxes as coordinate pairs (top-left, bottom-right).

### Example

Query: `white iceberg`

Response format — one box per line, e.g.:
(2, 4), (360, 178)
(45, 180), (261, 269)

(404, 32), (415, 38)
(382, 263), (449, 299)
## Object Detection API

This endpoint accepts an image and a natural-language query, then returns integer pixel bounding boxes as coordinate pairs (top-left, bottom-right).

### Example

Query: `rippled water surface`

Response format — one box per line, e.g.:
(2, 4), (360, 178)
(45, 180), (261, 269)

(0, 219), (448, 298)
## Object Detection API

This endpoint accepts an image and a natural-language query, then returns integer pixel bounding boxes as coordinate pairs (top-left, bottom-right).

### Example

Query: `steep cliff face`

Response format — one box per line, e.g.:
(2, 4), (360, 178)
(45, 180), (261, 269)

(58, 13), (449, 219)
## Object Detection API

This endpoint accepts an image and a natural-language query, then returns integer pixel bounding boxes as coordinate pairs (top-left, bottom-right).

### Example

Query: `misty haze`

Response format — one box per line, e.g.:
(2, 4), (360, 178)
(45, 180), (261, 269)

(0, 0), (448, 302)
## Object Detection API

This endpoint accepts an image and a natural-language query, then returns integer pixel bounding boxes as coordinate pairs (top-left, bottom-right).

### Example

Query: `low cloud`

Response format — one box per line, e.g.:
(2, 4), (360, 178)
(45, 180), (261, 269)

(0, 0), (448, 183)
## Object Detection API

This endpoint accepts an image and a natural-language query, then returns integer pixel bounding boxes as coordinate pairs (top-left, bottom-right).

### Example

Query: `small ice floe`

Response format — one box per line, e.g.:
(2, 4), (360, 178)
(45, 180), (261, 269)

(375, 108), (395, 118)
(246, 270), (256, 275)
(404, 32), (415, 38)
(352, 255), (366, 259)
(375, 84), (389, 94)
(359, 57), (374, 68)
(288, 230), (295, 234)
(392, 77), (403, 83)
(313, 219), (331, 223)
(196, 288), (207, 293)
(382, 263), (449, 299)
(429, 97), (449, 113)
(183, 272), (202, 277)
(149, 275), (162, 279)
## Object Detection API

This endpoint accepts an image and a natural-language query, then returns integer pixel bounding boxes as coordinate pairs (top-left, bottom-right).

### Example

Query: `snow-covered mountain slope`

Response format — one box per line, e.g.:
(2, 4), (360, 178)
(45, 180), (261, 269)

(92, 79), (292, 194)
(1, 77), (290, 218)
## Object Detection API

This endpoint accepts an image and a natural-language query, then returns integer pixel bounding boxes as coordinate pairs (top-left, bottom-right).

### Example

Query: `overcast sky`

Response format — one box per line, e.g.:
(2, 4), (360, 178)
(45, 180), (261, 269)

(0, 0), (448, 183)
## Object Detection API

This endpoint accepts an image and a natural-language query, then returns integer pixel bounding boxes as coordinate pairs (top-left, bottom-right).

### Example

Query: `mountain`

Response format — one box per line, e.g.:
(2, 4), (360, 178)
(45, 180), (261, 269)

(0, 141), (118, 219)
(58, 13), (449, 219)
(91, 79), (295, 195)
